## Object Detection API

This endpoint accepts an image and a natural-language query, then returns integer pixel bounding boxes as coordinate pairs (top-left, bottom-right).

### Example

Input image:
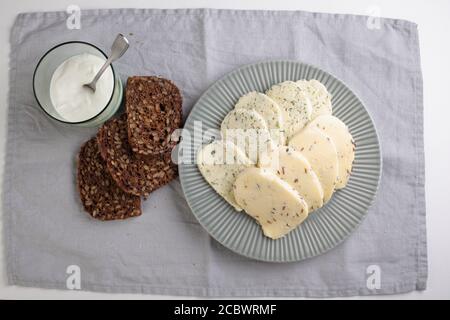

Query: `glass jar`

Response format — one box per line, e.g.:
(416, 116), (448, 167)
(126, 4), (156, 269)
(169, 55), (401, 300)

(33, 41), (123, 127)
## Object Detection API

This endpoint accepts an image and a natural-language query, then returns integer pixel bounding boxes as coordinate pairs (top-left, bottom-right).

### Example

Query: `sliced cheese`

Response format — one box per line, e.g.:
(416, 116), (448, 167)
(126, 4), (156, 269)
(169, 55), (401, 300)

(261, 146), (324, 211)
(266, 81), (312, 138)
(235, 91), (285, 146)
(289, 127), (339, 202)
(197, 140), (254, 211)
(308, 115), (355, 189)
(233, 167), (309, 239)
(296, 79), (332, 119)
(221, 108), (274, 163)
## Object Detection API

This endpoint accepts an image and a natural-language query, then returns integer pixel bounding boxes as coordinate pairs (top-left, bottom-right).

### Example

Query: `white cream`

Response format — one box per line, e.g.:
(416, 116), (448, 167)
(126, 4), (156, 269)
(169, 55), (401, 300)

(50, 53), (114, 122)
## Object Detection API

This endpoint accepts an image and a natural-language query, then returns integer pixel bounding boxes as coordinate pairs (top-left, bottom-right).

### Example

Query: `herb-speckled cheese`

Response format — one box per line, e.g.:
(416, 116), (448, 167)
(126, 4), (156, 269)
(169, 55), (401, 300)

(266, 81), (312, 138)
(289, 126), (339, 202)
(197, 140), (254, 211)
(235, 92), (285, 146)
(308, 115), (355, 189)
(233, 167), (309, 239)
(296, 79), (332, 120)
(221, 108), (275, 163)
(261, 146), (324, 211)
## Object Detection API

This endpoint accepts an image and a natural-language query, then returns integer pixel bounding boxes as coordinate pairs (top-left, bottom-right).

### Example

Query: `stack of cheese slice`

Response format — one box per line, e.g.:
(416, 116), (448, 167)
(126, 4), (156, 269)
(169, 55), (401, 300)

(197, 79), (355, 239)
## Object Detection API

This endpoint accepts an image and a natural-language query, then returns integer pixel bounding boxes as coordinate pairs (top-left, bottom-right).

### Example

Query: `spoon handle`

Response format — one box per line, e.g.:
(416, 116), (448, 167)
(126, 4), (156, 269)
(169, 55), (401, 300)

(90, 56), (114, 87)
(86, 34), (129, 91)
(109, 33), (130, 61)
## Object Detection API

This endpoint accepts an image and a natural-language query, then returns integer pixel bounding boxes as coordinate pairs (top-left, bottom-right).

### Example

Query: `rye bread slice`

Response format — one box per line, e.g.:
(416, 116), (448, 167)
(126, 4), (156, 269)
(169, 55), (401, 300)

(126, 76), (182, 155)
(97, 114), (178, 196)
(77, 138), (142, 220)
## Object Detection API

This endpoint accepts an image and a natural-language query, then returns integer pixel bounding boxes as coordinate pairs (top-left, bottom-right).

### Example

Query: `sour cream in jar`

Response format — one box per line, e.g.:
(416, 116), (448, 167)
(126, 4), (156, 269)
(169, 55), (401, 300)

(49, 53), (114, 122)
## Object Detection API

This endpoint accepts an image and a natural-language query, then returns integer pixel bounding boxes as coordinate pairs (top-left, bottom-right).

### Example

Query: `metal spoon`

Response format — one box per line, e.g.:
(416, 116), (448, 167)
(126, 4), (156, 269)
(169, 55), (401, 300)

(84, 34), (129, 92)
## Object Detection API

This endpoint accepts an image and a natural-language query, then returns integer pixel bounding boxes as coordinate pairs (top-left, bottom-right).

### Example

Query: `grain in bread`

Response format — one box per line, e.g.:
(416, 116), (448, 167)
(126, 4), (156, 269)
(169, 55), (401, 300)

(97, 114), (178, 196)
(126, 76), (182, 155)
(77, 138), (142, 220)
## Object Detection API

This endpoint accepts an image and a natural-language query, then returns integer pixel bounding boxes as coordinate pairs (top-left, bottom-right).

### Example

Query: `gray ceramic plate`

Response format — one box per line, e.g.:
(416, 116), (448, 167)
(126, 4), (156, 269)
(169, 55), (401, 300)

(179, 61), (381, 262)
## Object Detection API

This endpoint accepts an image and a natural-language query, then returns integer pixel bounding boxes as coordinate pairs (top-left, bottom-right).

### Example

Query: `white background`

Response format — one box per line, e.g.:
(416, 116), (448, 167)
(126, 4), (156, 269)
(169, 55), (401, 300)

(0, 0), (449, 300)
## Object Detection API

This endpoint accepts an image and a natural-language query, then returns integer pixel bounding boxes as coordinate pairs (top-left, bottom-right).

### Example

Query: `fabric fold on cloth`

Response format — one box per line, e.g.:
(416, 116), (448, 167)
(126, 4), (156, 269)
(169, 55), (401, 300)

(3, 8), (426, 297)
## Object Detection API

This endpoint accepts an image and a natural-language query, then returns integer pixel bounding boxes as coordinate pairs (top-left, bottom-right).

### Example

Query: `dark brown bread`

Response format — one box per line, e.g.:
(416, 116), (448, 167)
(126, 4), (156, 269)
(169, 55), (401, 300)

(97, 114), (178, 196)
(77, 138), (142, 221)
(126, 76), (182, 155)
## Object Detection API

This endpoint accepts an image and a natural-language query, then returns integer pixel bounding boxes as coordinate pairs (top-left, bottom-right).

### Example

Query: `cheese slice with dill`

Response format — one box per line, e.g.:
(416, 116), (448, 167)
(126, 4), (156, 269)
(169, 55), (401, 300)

(221, 108), (275, 163)
(197, 140), (254, 211)
(235, 92), (285, 146)
(296, 79), (332, 120)
(266, 81), (312, 138)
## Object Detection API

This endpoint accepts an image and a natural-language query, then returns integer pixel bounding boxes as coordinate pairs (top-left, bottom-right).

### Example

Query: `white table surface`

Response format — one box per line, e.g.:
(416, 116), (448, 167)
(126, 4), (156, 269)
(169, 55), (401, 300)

(0, 0), (449, 300)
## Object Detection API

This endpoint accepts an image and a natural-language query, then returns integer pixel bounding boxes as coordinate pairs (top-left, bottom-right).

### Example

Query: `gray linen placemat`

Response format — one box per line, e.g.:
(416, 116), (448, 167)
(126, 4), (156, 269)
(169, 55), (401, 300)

(3, 8), (426, 297)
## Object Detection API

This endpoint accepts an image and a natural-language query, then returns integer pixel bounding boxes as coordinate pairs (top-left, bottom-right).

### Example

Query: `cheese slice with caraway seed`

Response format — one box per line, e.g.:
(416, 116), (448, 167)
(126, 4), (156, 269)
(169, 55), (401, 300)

(308, 115), (355, 189)
(233, 167), (309, 239)
(289, 126), (339, 202)
(260, 146), (324, 211)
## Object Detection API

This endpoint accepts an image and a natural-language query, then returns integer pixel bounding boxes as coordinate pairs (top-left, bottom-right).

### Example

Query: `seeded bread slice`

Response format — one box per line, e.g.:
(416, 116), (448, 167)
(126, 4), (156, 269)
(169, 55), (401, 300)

(126, 76), (182, 155)
(77, 138), (142, 220)
(97, 114), (178, 196)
